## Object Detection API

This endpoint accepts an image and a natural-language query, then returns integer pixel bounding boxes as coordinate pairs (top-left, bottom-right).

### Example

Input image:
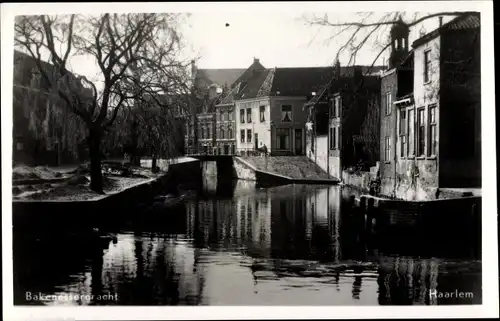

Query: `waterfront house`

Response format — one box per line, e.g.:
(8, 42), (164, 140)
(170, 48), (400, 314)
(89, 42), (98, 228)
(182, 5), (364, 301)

(234, 66), (334, 156)
(380, 13), (481, 200)
(214, 85), (238, 155)
(13, 50), (90, 166)
(379, 19), (415, 198)
(195, 112), (217, 155)
(304, 61), (384, 179)
(214, 59), (267, 155)
(185, 58), (265, 154)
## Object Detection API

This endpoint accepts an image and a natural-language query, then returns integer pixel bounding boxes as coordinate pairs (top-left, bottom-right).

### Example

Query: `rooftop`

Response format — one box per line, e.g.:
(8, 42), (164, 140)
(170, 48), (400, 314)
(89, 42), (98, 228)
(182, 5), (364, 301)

(194, 68), (246, 90)
(412, 12), (480, 48)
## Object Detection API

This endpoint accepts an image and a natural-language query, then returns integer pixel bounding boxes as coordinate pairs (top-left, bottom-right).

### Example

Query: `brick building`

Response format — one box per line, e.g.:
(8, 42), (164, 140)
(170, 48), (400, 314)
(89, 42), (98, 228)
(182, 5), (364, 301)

(234, 66), (335, 156)
(380, 13), (481, 200)
(304, 62), (384, 179)
(185, 58), (265, 154)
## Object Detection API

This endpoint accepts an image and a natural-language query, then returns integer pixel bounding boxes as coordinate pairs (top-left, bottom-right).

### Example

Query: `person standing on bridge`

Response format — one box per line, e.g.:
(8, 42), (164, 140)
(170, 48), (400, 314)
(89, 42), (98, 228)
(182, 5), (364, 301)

(262, 144), (268, 156)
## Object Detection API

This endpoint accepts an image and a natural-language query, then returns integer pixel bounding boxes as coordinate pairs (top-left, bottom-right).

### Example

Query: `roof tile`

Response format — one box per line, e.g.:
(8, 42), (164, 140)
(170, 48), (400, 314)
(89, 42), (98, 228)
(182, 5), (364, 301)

(412, 12), (480, 48)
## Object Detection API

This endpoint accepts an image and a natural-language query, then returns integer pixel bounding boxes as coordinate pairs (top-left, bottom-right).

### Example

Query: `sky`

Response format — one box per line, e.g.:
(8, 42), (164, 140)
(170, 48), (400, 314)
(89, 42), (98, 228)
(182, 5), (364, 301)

(10, 4), (476, 90)
(62, 10), (456, 85)
(180, 11), (454, 70)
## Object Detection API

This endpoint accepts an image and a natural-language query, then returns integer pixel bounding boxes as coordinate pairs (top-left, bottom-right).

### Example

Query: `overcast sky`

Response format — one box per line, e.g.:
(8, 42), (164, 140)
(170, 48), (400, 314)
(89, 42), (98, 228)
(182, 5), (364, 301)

(63, 10), (455, 87)
(65, 10), (458, 85)
(181, 11), (453, 70)
(6, 1), (485, 89)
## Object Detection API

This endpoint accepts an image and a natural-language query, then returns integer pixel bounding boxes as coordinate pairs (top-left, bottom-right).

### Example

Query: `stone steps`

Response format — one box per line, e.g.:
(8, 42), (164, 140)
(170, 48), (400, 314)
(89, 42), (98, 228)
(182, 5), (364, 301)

(241, 156), (332, 180)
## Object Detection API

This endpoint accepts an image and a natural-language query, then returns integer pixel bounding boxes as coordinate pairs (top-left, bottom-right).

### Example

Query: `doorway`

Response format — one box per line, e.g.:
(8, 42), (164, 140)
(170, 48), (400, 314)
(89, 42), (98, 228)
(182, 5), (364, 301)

(295, 129), (302, 155)
(254, 133), (259, 151)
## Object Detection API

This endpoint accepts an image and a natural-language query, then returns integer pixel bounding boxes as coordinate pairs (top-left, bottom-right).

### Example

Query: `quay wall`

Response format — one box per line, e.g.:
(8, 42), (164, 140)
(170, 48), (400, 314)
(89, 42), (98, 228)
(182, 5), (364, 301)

(12, 158), (202, 230)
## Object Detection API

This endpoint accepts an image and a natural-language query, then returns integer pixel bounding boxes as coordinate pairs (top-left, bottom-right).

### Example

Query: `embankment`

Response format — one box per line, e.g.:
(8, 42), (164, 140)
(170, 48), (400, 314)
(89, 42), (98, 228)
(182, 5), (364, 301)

(12, 157), (201, 231)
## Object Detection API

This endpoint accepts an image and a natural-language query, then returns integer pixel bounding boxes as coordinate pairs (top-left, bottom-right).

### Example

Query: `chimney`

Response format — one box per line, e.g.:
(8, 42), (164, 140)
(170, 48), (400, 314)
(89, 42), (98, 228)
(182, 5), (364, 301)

(335, 59), (341, 79)
(439, 16), (443, 27)
(191, 60), (197, 78)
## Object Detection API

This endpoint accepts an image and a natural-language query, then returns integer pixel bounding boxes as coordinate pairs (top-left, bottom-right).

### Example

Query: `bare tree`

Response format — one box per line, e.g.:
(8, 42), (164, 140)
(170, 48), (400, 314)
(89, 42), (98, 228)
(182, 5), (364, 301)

(15, 13), (189, 193)
(302, 11), (477, 70)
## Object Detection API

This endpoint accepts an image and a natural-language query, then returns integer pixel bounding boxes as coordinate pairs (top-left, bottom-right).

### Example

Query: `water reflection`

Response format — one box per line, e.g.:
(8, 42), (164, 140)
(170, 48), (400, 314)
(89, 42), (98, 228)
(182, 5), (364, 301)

(14, 181), (482, 306)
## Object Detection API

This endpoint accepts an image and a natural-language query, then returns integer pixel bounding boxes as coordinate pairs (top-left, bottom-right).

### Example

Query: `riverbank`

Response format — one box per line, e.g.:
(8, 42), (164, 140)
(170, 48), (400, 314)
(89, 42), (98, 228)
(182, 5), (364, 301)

(12, 157), (202, 231)
(12, 163), (160, 201)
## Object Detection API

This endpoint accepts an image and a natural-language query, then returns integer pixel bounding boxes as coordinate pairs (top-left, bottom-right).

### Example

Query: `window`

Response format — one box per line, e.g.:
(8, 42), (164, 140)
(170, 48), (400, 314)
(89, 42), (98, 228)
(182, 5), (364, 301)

(402, 38), (406, 48)
(384, 136), (391, 162)
(394, 39), (398, 49)
(228, 128), (233, 139)
(240, 109), (245, 123)
(281, 105), (292, 122)
(201, 127), (205, 139)
(220, 128), (225, 139)
(417, 108), (426, 156)
(399, 109), (407, 135)
(329, 128), (334, 150)
(335, 127), (340, 149)
(260, 106), (266, 122)
(424, 50), (431, 83)
(228, 111), (233, 121)
(246, 108), (252, 123)
(399, 109), (407, 157)
(240, 130), (245, 143)
(247, 129), (252, 143)
(408, 109), (415, 157)
(336, 96), (341, 117)
(331, 96), (341, 118)
(400, 135), (407, 158)
(276, 128), (290, 150)
(208, 126), (212, 139)
(217, 111), (221, 121)
(329, 127), (339, 150)
(385, 92), (392, 115)
(428, 105), (437, 156)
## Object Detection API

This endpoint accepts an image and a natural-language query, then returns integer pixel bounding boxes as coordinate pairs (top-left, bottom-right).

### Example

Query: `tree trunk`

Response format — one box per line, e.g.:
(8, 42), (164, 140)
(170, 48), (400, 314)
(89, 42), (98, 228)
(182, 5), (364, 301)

(88, 129), (104, 194)
(152, 149), (157, 169)
(130, 154), (141, 167)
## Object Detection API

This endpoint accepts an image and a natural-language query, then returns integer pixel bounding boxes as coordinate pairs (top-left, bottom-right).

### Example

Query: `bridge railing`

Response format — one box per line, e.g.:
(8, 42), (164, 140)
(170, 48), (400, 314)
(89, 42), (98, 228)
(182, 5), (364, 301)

(185, 147), (269, 157)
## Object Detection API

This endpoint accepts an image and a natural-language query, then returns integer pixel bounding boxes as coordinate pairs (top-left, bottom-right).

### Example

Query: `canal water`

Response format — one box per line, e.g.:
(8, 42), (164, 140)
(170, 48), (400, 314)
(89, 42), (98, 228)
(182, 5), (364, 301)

(13, 178), (482, 306)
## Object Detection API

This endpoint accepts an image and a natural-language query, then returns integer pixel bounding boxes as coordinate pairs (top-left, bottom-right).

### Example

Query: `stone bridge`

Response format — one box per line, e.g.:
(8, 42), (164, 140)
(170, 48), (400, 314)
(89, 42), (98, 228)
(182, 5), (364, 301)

(187, 154), (339, 187)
